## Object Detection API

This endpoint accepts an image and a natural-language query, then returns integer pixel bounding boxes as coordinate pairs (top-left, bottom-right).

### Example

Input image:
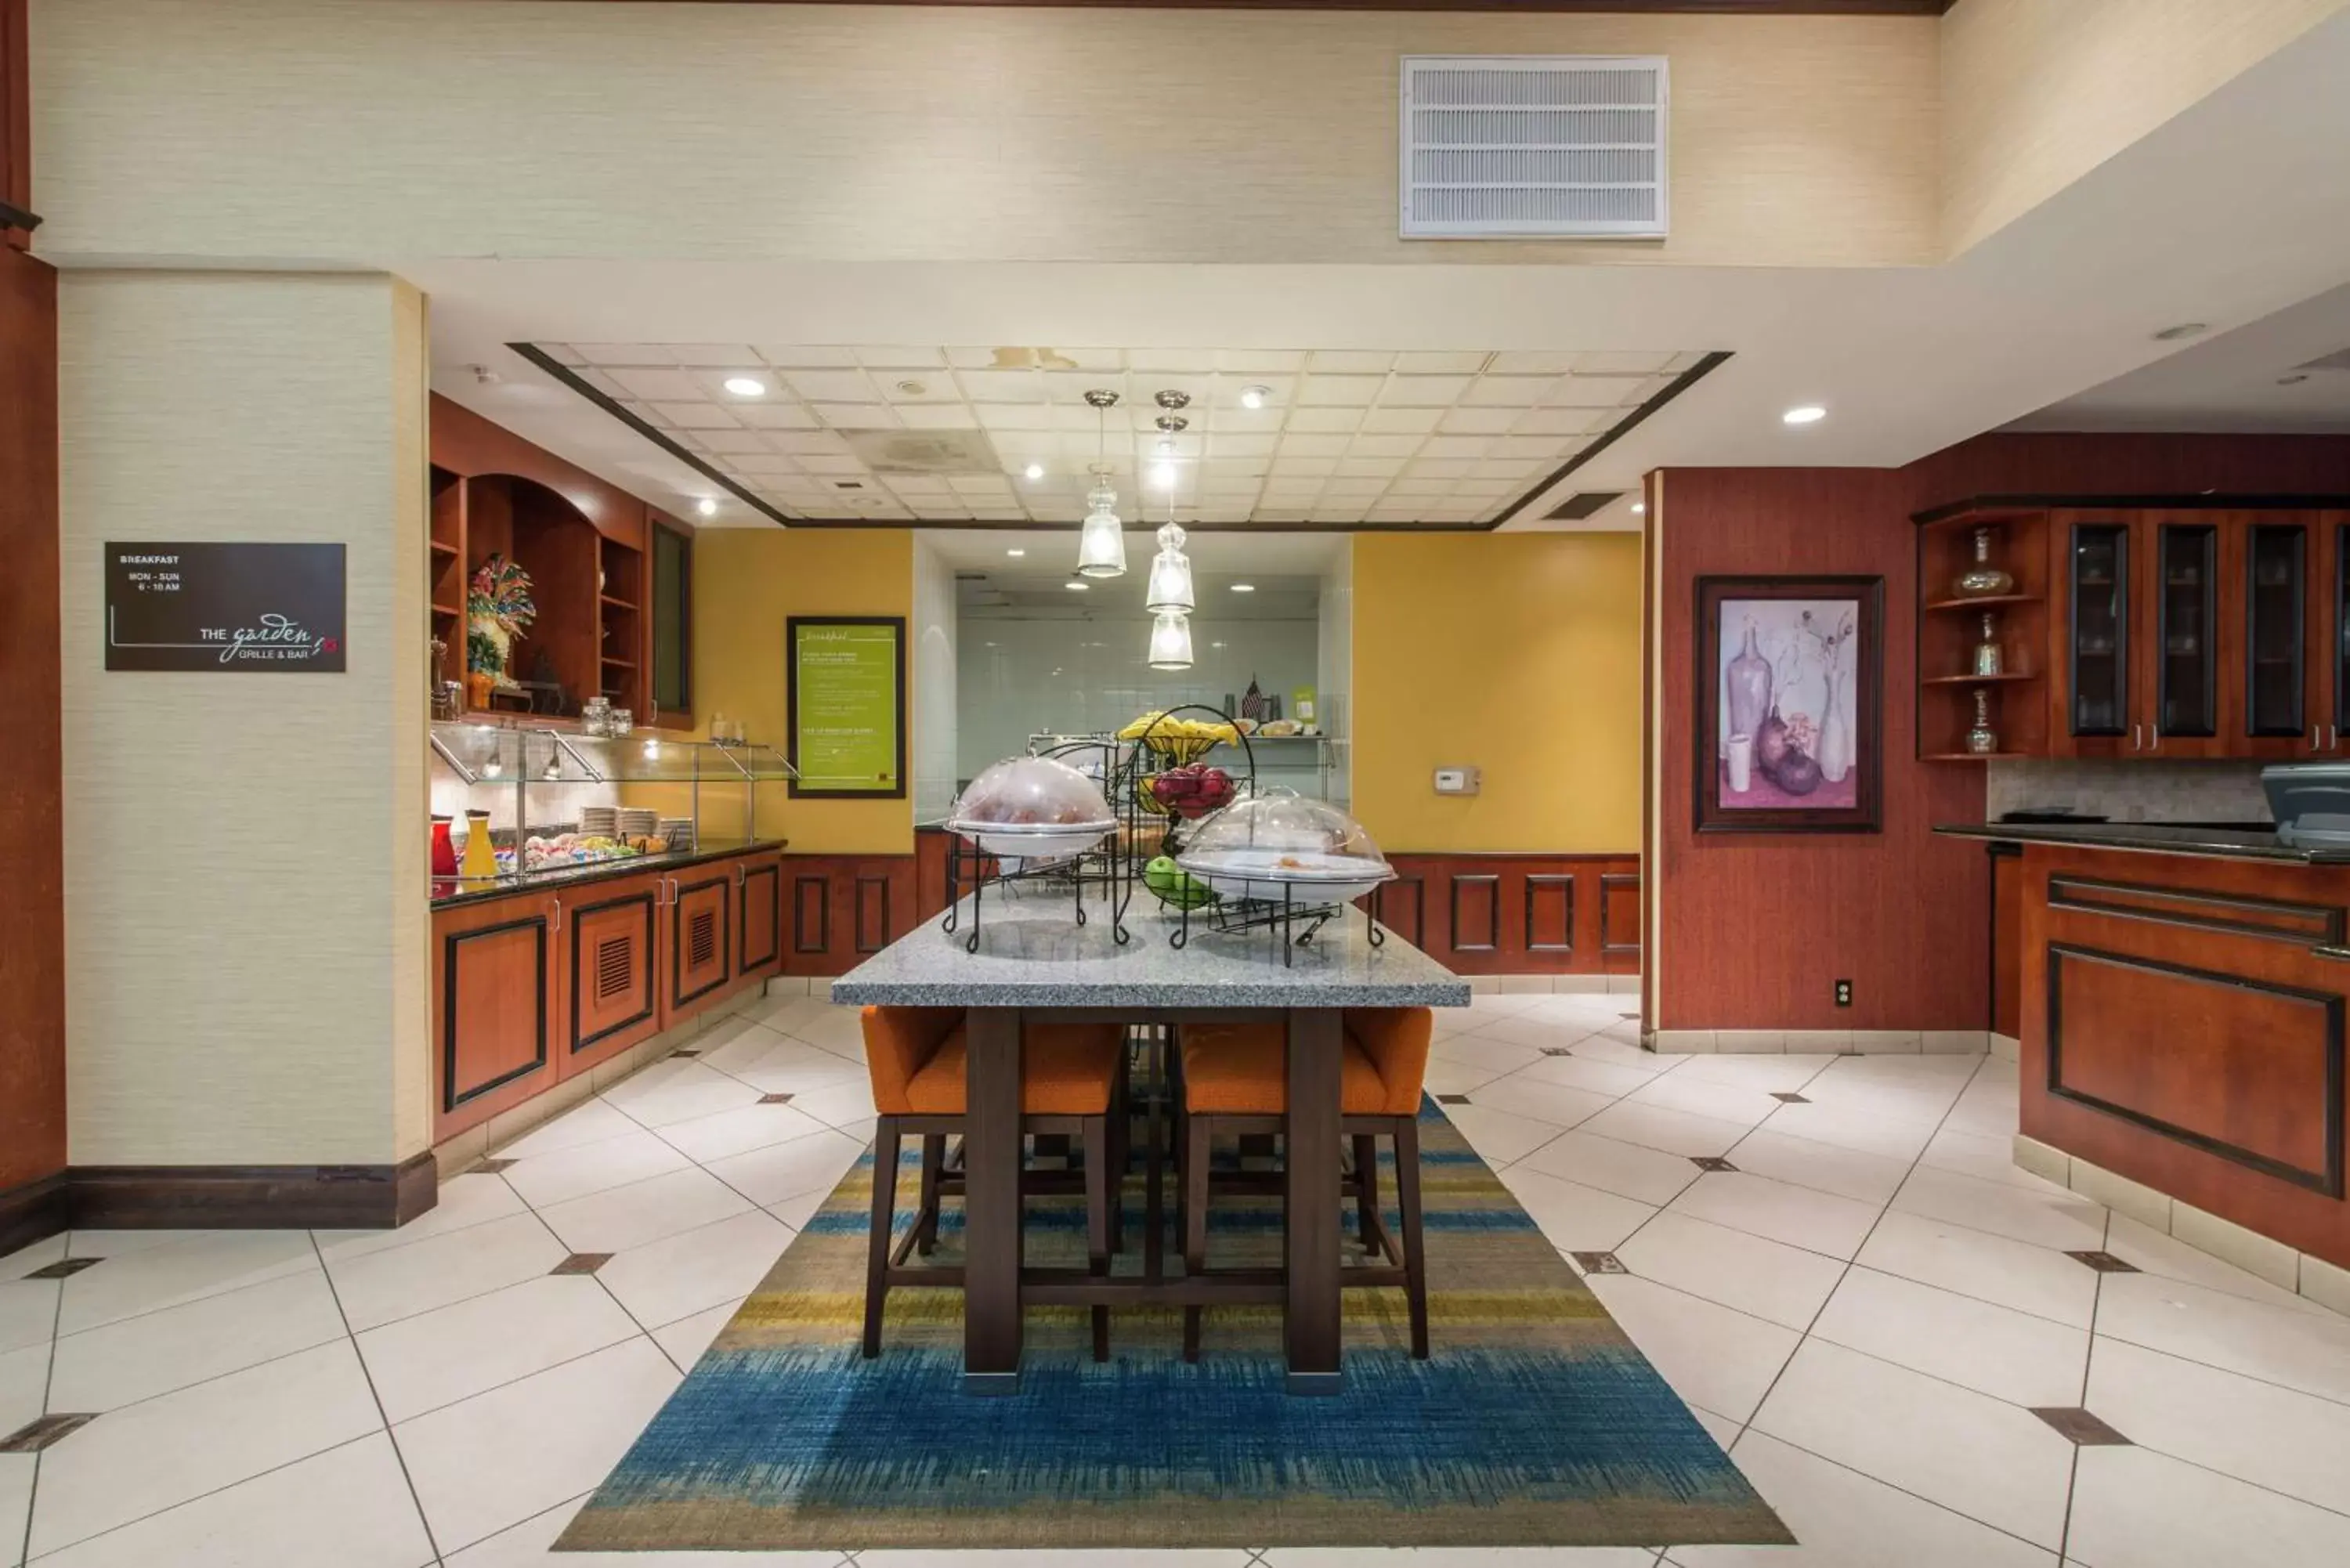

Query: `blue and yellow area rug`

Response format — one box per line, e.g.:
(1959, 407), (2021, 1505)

(559, 1101), (1790, 1552)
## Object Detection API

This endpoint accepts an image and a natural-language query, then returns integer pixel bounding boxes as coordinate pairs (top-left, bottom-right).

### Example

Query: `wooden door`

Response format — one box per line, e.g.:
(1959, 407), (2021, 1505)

(738, 854), (783, 982)
(2138, 511), (2229, 758)
(667, 869), (732, 1017)
(561, 872), (663, 1081)
(2049, 513), (2136, 759)
(432, 892), (559, 1143)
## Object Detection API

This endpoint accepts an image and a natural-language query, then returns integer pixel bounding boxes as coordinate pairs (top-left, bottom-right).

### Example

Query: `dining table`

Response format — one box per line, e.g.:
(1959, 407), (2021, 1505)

(831, 887), (1470, 1395)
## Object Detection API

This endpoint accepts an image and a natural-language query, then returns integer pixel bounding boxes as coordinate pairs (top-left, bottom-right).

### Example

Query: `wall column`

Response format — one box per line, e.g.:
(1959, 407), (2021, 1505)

(57, 271), (432, 1215)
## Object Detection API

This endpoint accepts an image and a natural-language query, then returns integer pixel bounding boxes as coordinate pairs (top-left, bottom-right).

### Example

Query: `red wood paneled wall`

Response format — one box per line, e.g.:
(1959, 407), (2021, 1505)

(1652, 434), (2350, 1034)
(0, 244), (64, 1208)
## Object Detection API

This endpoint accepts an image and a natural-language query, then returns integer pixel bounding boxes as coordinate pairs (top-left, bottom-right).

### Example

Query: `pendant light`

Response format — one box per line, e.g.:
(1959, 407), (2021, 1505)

(1148, 609), (1195, 670)
(1075, 388), (1126, 578)
(1145, 396), (1196, 613)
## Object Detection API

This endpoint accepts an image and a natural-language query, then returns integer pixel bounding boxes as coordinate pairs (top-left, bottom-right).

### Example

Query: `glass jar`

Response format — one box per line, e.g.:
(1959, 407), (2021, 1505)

(1954, 526), (2016, 598)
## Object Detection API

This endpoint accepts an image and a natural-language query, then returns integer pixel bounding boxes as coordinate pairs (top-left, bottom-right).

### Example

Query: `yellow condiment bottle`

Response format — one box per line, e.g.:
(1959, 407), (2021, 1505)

(461, 810), (499, 883)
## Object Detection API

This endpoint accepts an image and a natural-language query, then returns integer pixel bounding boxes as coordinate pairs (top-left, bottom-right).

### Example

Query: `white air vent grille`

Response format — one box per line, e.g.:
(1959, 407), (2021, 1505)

(1401, 56), (1668, 240)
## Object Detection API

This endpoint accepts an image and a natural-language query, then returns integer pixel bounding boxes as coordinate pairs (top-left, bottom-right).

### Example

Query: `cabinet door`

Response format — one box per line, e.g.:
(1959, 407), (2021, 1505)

(2318, 515), (2350, 754)
(2058, 518), (2134, 755)
(738, 855), (782, 981)
(2144, 515), (2226, 757)
(2240, 517), (2316, 757)
(432, 894), (559, 1143)
(562, 873), (663, 1080)
(668, 870), (732, 1016)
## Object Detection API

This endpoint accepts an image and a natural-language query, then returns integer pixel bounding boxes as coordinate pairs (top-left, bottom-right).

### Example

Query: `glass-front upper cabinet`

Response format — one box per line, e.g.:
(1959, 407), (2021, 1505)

(2243, 521), (2308, 747)
(2067, 522), (2130, 739)
(2152, 520), (2219, 746)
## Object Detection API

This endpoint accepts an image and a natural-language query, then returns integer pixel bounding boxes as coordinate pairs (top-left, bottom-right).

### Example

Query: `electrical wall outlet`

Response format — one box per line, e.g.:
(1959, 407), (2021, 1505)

(1834, 979), (1853, 1007)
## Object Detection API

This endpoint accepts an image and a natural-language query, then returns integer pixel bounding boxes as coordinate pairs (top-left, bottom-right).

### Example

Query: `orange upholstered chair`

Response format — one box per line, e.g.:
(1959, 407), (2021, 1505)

(1176, 1007), (1434, 1360)
(860, 1006), (1130, 1359)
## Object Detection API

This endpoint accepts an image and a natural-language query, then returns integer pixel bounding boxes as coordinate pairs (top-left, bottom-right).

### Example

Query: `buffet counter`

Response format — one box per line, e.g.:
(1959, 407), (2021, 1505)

(1937, 822), (2350, 1293)
(431, 836), (787, 909)
(430, 840), (788, 1146)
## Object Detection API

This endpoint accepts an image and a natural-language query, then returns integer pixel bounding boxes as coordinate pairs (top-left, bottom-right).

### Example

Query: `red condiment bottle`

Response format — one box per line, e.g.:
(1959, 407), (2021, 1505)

(430, 815), (459, 896)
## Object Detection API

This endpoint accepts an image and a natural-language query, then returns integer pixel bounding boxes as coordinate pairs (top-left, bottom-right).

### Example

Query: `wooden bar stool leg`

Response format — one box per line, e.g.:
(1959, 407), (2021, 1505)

(864, 1116), (902, 1359)
(1394, 1116), (1430, 1360)
(916, 1133), (946, 1256)
(1352, 1133), (1380, 1252)
(1182, 1112), (1210, 1363)
(1084, 1114), (1112, 1363)
(1106, 1062), (1129, 1255)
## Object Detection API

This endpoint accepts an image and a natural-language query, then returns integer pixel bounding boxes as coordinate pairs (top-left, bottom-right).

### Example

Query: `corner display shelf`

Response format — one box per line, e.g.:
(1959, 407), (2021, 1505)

(1913, 508), (2052, 761)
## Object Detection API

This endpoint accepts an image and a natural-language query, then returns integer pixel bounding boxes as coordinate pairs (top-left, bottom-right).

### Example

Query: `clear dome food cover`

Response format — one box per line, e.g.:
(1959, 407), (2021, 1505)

(1176, 788), (1393, 902)
(947, 754), (1116, 858)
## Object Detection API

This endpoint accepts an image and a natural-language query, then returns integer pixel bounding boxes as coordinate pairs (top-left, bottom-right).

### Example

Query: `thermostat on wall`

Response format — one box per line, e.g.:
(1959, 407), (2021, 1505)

(1433, 766), (1481, 796)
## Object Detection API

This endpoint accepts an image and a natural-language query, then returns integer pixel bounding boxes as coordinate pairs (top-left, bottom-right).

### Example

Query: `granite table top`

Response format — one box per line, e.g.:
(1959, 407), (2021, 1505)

(1933, 822), (2348, 863)
(832, 887), (1473, 1010)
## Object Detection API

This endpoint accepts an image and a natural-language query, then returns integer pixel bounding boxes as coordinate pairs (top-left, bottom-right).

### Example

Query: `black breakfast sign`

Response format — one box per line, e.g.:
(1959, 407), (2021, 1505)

(104, 543), (348, 672)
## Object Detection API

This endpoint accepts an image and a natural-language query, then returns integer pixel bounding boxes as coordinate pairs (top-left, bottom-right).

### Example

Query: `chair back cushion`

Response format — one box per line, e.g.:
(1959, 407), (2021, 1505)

(860, 1005), (964, 1115)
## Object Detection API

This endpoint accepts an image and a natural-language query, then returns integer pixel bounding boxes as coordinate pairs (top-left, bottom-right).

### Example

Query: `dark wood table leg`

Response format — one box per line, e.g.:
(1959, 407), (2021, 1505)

(963, 1005), (1024, 1394)
(1283, 1006), (1344, 1395)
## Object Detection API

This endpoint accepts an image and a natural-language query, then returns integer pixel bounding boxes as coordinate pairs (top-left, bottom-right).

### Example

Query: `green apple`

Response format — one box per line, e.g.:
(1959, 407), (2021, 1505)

(1144, 854), (1217, 909)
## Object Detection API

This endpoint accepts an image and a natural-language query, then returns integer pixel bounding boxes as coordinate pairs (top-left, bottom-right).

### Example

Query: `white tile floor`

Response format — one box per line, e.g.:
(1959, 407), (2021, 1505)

(4, 986), (2349, 1566)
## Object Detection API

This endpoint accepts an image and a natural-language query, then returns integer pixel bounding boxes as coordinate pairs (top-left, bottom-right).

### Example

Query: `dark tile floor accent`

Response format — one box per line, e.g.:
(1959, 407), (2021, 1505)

(1620, 1012), (1642, 1021)
(1569, 1251), (1629, 1275)
(759, 1093), (796, 1104)
(478, 1158), (517, 1174)
(2064, 1250), (2142, 1274)
(1690, 1156), (1738, 1172)
(24, 1258), (101, 1280)
(1770, 1092), (1812, 1104)
(2030, 1407), (2132, 1446)
(1539, 1046), (1576, 1057)
(0, 1414), (96, 1453)
(671, 1048), (701, 1058)
(551, 1253), (615, 1276)
(1435, 1093), (1473, 1105)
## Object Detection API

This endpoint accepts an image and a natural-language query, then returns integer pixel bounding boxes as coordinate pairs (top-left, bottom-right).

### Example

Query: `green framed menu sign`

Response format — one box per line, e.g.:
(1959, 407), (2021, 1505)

(786, 616), (906, 799)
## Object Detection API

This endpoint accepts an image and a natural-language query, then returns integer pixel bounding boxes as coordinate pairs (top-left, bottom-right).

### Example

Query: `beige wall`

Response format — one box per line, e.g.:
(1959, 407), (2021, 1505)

(1941, 0), (2350, 255)
(31, 0), (1937, 269)
(59, 272), (430, 1165)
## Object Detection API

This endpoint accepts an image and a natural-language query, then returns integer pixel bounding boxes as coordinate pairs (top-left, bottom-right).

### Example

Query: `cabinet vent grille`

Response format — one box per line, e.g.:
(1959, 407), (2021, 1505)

(1401, 56), (1668, 240)
(595, 935), (633, 1002)
(689, 909), (719, 970)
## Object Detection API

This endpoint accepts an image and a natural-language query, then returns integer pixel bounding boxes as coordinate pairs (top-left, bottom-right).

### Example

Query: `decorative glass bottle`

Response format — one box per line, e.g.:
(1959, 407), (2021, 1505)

(1954, 526), (2016, 598)
(430, 815), (459, 896)
(1972, 610), (2005, 677)
(1965, 688), (2000, 754)
(1724, 623), (1773, 744)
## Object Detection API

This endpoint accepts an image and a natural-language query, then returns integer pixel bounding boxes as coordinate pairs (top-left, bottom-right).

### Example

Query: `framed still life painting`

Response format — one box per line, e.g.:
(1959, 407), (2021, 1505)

(1694, 576), (1884, 834)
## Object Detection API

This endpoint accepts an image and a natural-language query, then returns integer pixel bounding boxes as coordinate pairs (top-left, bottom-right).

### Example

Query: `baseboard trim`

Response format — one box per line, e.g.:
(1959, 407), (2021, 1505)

(0, 1172), (70, 1257)
(64, 1151), (438, 1233)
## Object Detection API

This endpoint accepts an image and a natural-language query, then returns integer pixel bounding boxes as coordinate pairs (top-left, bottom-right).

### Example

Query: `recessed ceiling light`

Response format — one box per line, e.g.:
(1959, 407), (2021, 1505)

(1240, 385), (1271, 410)
(1781, 405), (1827, 426)
(895, 378), (928, 396)
(722, 376), (768, 398)
(1065, 580), (1089, 591)
(1230, 582), (1256, 593)
(1022, 463), (1045, 481)
(1631, 501), (1647, 515)
(696, 497), (718, 517)
(1006, 547), (1026, 558)
(2153, 323), (2209, 342)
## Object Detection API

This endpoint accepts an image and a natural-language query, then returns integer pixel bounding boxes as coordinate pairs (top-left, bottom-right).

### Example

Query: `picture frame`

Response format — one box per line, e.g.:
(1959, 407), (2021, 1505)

(1694, 575), (1883, 835)
(786, 616), (908, 800)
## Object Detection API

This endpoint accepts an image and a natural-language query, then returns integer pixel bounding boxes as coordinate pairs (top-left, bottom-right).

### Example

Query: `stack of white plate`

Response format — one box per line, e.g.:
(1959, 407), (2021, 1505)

(579, 807), (619, 839)
(619, 807), (659, 840)
(659, 818), (695, 852)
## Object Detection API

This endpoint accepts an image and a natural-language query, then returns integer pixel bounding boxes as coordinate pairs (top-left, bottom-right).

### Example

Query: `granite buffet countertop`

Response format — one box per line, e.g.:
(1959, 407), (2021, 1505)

(429, 837), (789, 910)
(1934, 822), (2350, 863)
(833, 884), (1471, 1010)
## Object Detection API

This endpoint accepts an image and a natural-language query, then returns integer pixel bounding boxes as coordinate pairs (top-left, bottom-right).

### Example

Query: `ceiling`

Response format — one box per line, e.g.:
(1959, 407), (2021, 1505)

(2012, 280), (2350, 435)
(527, 341), (1705, 528)
(420, 13), (2350, 533)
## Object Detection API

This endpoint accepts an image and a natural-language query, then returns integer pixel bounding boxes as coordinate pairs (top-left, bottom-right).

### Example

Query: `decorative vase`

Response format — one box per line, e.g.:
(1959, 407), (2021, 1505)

(1954, 526), (2016, 598)
(1818, 667), (1852, 784)
(1725, 623), (1773, 745)
(464, 669), (494, 709)
(1725, 733), (1754, 793)
(461, 810), (499, 883)
(1965, 688), (2000, 754)
(1972, 611), (2005, 677)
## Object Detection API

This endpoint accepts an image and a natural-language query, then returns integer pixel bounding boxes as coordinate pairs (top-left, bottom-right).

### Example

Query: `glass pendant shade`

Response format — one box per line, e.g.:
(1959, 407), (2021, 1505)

(1145, 522), (1195, 613)
(1076, 479), (1126, 578)
(1147, 610), (1194, 670)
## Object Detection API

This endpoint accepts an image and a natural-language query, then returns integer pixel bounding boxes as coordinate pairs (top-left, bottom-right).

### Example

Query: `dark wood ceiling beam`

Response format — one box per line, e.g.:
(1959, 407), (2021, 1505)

(537, 2), (1952, 13)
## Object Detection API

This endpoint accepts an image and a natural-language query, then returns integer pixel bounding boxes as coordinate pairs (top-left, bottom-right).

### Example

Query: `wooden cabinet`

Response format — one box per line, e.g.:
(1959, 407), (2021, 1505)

(431, 848), (780, 1144)
(1916, 496), (2350, 763)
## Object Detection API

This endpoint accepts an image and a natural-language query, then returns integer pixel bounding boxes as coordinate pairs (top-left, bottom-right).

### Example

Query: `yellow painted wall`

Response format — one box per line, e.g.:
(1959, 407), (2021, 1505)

(1353, 534), (1642, 854)
(642, 529), (916, 855)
